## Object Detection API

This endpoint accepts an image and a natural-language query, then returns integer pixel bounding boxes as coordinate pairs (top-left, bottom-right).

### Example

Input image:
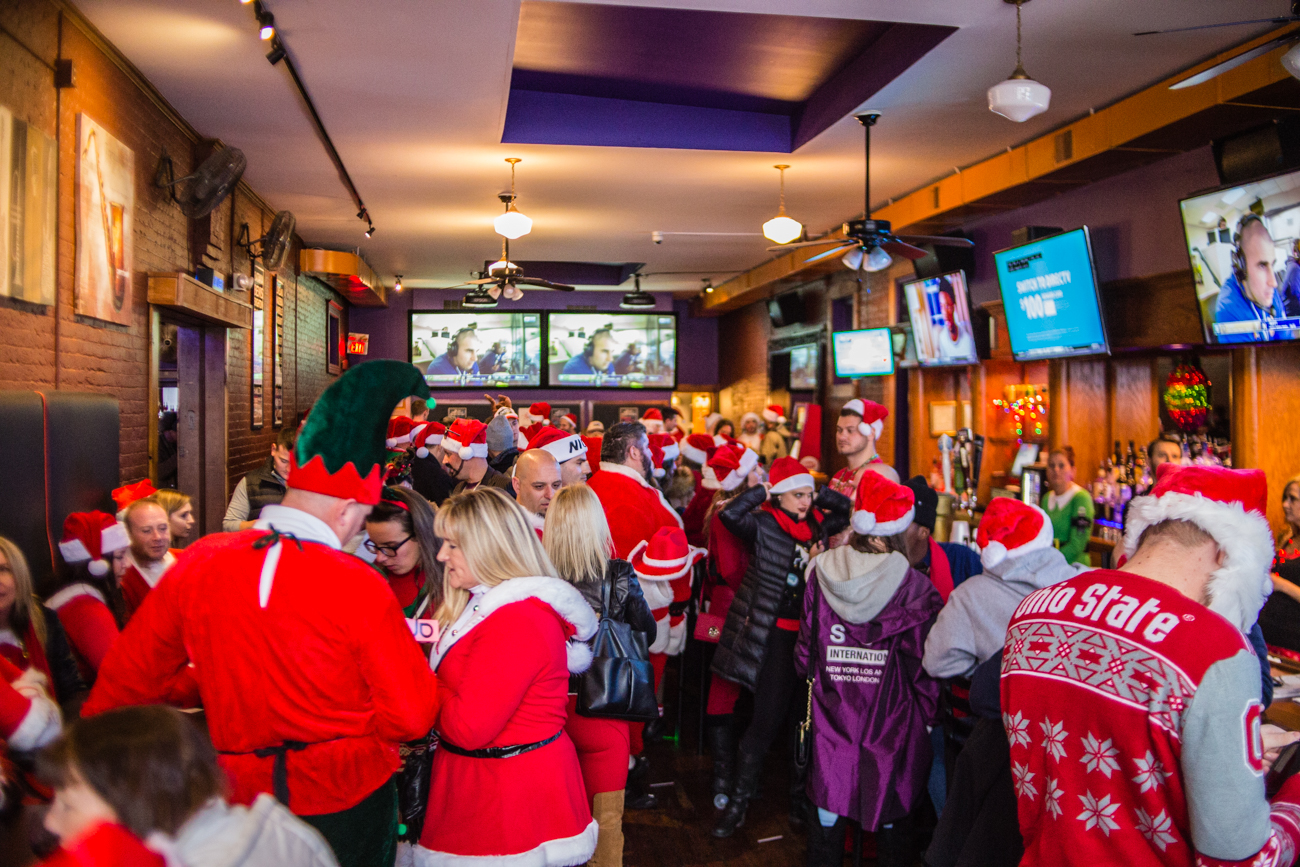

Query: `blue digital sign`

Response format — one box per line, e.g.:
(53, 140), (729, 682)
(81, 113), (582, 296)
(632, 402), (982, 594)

(994, 228), (1109, 361)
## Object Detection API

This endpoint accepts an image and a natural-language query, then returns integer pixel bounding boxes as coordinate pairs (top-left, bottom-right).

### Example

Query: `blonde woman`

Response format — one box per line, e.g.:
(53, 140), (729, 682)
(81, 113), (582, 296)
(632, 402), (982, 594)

(416, 487), (599, 867)
(0, 536), (86, 708)
(545, 485), (655, 867)
(151, 489), (196, 547)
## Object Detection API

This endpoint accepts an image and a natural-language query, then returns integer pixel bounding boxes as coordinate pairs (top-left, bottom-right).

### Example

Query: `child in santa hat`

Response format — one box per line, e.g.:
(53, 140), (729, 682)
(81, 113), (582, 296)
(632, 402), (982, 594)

(799, 472), (943, 867)
(710, 457), (851, 837)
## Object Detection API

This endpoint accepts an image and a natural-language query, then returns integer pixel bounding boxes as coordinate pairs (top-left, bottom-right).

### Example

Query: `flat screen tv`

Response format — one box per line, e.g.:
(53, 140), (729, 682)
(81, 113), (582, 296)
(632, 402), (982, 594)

(901, 269), (979, 366)
(831, 328), (894, 378)
(410, 311), (542, 387)
(1178, 168), (1300, 344)
(993, 227), (1109, 361)
(547, 312), (677, 388)
(789, 344), (818, 390)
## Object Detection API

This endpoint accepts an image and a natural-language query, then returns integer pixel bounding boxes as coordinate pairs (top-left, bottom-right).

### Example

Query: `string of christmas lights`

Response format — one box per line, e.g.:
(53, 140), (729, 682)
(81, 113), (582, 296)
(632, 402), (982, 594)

(993, 384), (1048, 442)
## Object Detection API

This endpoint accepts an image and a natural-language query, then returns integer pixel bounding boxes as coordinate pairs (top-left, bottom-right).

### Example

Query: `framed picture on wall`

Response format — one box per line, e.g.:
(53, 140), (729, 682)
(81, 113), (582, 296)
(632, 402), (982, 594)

(250, 264), (266, 430)
(327, 301), (342, 375)
(74, 114), (134, 326)
(272, 273), (285, 427)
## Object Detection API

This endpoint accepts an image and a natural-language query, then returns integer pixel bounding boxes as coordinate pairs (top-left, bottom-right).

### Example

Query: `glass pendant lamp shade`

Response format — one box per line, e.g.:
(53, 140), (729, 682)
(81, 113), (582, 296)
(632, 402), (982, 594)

(863, 245), (893, 272)
(494, 207), (532, 240)
(988, 69), (1052, 122)
(763, 215), (803, 245)
(1284, 42), (1300, 81)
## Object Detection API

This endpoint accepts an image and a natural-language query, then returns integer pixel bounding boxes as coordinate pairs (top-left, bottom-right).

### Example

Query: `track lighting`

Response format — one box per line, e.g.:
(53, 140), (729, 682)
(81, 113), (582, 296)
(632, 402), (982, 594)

(702, 279), (714, 294)
(394, 275), (403, 293)
(266, 37), (286, 65)
(493, 158), (533, 240)
(258, 11), (275, 40)
(988, 0), (1050, 122)
(762, 164), (803, 245)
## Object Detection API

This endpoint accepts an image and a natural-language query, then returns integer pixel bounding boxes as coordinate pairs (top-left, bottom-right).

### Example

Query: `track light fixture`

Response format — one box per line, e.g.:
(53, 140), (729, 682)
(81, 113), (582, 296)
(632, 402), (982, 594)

(702, 278), (714, 295)
(265, 37), (286, 65)
(257, 8), (275, 40)
(493, 158), (533, 240)
(394, 275), (403, 293)
(762, 164), (803, 245)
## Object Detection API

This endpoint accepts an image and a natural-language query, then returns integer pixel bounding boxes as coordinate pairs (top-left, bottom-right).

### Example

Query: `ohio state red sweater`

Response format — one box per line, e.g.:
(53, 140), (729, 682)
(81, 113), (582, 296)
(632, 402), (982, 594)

(1002, 569), (1300, 867)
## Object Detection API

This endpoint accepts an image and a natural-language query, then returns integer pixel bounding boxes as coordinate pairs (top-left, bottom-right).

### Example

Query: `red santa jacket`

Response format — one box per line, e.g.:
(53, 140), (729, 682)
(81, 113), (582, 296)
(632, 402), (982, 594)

(682, 471), (711, 547)
(39, 821), (165, 867)
(46, 584), (119, 681)
(119, 550), (177, 621)
(83, 506), (440, 817)
(1002, 569), (1300, 867)
(0, 655), (62, 752)
(417, 577), (598, 866)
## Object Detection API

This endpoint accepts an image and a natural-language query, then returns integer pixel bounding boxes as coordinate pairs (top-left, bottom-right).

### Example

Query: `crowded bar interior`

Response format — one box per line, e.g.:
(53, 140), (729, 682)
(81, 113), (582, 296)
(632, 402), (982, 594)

(5, 1), (1300, 866)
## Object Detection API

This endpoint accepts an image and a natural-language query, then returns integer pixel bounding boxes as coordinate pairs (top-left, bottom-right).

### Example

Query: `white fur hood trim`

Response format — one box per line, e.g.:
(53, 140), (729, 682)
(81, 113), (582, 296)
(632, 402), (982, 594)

(1122, 490), (1274, 633)
(812, 547), (911, 625)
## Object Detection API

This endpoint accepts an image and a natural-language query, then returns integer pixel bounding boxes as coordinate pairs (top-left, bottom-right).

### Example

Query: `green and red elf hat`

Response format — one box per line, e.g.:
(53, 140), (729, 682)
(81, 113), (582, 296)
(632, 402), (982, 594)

(287, 360), (432, 505)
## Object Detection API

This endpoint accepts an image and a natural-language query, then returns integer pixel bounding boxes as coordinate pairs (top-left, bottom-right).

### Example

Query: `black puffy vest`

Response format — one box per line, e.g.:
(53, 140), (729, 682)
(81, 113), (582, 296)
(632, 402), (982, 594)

(244, 457), (287, 520)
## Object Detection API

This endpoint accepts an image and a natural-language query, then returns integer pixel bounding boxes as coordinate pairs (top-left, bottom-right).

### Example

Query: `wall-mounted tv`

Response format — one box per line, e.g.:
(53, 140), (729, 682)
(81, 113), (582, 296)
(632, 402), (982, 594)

(547, 312), (677, 388)
(1178, 168), (1300, 344)
(832, 328), (894, 378)
(901, 270), (979, 366)
(993, 227), (1109, 361)
(411, 311), (541, 387)
(789, 344), (818, 390)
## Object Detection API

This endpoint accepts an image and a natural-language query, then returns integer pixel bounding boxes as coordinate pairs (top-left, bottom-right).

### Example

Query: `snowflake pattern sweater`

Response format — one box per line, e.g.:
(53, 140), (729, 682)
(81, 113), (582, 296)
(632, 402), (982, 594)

(1001, 568), (1300, 867)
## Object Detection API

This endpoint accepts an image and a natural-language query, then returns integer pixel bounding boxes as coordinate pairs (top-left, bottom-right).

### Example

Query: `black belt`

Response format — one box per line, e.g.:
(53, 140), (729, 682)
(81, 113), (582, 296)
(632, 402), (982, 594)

(220, 738), (336, 806)
(438, 731), (561, 759)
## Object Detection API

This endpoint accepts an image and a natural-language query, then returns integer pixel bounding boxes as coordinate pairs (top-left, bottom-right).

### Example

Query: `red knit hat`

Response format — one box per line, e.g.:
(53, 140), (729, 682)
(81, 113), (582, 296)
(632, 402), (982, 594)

(768, 456), (814, 495)
(111, 480), (157, 517)
(386, 416), (416, 449)
(976, 496), (1054, 568)
(413, 422), (446, 459)
(842, 398), (888, 439)
(703, 449), (743, 492)
(1122, 464), (1272, 632)
(528, 426), (588, 464)
(444, 418), (489, 460)
(529, 402), (551, 420)
(680, 434), (716, 466)
(629, 527), (705, 582)
(60, 511), (130, 576)
(851, 472), (916, 536)
(762, 404), (786, 425)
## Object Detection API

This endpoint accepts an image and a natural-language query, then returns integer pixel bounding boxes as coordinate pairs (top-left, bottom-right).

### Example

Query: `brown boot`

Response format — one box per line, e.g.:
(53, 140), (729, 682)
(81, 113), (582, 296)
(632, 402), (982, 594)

(590, 790), (625, 867)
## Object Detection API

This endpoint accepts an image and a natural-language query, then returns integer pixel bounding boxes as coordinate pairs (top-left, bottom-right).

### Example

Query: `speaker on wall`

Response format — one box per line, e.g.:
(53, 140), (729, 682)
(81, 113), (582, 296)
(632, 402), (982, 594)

(768, 292), (805, 329)
(912, 231), (976, 281)
(1214, 117), (1300, 186)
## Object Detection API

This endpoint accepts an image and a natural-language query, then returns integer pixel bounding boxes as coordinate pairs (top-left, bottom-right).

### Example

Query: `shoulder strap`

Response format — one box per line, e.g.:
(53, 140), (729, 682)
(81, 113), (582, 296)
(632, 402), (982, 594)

(807, 576), (821, 676)
(601, 567), (613, 618)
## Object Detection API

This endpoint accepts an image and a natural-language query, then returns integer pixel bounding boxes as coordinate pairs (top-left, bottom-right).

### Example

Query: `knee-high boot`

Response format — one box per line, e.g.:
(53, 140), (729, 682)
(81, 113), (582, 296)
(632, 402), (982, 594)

(806, 812), (847, 867)
(590, 790), (625, 867)
(712, 750), (763, 838)
(705, 716), (737, 810)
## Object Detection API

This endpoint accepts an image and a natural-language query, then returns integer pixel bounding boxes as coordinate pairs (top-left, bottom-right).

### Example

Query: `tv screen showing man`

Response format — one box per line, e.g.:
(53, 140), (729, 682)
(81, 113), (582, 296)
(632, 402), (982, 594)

(547, 313), (676, 387)
(411, 312), (541, 387)
(902, 271), (978, 365)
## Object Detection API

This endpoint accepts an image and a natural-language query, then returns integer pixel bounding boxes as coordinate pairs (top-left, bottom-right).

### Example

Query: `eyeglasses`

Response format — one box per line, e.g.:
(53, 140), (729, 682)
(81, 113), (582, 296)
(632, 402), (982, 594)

(364, 535), (412, 558)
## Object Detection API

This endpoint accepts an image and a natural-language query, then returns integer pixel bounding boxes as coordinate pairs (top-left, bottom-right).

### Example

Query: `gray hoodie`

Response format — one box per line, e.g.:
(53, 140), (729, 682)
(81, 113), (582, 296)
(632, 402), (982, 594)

(922, 546), (1090, 679)
(161, 795), (339, 867)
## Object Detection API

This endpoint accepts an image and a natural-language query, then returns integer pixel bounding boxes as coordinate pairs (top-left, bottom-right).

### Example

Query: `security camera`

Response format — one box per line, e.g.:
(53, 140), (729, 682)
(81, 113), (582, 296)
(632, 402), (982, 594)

(651, 231), (663, 245)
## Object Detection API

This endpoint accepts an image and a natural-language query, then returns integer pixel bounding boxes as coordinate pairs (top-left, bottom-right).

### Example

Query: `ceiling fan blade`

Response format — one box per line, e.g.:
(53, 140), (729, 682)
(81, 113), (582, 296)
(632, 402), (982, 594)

(516, 277), (576, 291)
(804, 244), (858, 265)
(1135, 17), (1296, 36)
(1169, 36), (1295, 89)
(881, 239), (929, 261)
(467, 277), (500, 285)
(765, 239), (846, 252)
(899, 234), (975, 248)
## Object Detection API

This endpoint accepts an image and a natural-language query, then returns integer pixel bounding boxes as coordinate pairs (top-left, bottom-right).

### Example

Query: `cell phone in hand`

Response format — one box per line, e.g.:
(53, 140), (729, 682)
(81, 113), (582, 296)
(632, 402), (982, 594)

(1267, 741), (1300, 797)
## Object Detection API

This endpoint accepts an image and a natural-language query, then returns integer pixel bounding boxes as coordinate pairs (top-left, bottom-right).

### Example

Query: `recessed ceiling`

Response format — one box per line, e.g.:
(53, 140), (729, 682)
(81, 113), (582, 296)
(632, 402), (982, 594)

(70, 0), (1284, 297)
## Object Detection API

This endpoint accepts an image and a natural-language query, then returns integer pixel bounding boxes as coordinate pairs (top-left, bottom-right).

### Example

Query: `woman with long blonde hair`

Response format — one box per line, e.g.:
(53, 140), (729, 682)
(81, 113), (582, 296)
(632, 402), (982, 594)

(0, 536), (86, 708)
(416, 487), (600, 867)
(545, 485), (655, 867)
(151, 489), (195, 547)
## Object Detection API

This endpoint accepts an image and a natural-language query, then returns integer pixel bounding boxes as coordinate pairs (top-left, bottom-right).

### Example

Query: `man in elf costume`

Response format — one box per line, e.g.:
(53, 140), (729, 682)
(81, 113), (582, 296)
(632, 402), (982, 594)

(83, 360), (442, 867)
(1001, 464), (1300, 867)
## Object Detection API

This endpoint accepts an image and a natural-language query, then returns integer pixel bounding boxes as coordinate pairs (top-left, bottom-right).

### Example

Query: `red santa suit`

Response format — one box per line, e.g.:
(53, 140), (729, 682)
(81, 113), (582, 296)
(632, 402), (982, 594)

(415, 576), (598, 867)
(0, 655), (62, 752)
(46, 585), (118, 681)
(84, 504), (440, 817)
(39, 821), (166, 867)
(119, 548), (176, 620)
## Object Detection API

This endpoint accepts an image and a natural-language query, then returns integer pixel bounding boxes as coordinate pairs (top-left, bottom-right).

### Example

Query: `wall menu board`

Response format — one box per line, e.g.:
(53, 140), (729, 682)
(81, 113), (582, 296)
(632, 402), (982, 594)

(993, 227), (1109, 361)
(831, 328), (894, 377)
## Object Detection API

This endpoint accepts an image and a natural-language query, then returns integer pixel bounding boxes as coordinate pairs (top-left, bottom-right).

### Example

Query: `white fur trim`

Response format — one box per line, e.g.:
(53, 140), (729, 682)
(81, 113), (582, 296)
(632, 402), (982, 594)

(1121, 491), (1274, 633)
(680, 441), (708, 465)
(46, 583), (107, 610)
(446, 436), (488, 461)
(87, 560), (109, 577)
(649, 614), (671, 654)
(412, 818), (598, 867)
(661, 442), (679, 460)
(986, 511), (1054, 569)
(720, 470), (744, 492)
(595, 463), (683, 528)
(769, 472), (814, 495)
(713, 434), (729, 447)
(100, 522), (130, 553)
(567, 641), (593, 674)
(851, 510), (877, 535)
(859, 420), (884, 439)
(851, 506), (913, 537)
(417, 447), (431, 459)
(701, 467), (721, 491)
(762, 409), (785, 424)
(981, 540), (1008, 569)
(737, 449), (759, 476)
(59, 538), (91, 563)
(6, 668), (62, 751)
(258, 540), (283, 609)
(641, 579), (675, 610)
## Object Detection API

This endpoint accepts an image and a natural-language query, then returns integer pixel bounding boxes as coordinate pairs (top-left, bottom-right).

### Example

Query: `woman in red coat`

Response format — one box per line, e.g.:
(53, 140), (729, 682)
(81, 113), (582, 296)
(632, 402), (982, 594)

(416, 488), (599, 867)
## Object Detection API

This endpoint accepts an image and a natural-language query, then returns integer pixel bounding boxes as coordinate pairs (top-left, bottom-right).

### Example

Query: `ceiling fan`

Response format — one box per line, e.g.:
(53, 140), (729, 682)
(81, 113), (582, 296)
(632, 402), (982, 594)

(443, 237), (575, 303)
(766, 112), (973, 272)
(1135, 2), (1300, 90)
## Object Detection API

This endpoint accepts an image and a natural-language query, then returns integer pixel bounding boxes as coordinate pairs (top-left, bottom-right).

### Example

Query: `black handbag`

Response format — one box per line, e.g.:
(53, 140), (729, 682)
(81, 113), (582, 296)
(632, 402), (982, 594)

(396, 729), (437, 842)
(794, 585), (820, 774)
(577, 571), (659, 722)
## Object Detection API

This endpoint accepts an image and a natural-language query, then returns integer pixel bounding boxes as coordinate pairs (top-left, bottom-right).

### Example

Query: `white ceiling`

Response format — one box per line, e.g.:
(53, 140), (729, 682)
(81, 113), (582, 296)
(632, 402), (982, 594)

(75, 0), (1282, 296)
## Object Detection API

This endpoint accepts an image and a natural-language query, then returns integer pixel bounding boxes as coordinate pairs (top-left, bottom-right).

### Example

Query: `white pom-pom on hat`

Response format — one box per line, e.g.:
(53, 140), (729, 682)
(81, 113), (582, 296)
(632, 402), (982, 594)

(851, 510), (877, 535)
(87, 559), (109, 577)
(459, 445), (473, 460)
(981, 540), (1008, 569)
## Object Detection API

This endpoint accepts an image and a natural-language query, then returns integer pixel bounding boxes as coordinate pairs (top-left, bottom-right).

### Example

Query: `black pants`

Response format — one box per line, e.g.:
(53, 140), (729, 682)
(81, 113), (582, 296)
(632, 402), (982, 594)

(739, 628), (800, 757)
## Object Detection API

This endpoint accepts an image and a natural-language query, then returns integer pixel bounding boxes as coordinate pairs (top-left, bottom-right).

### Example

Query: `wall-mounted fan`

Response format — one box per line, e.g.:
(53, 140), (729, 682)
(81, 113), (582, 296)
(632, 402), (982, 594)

(237, 210), (296, 272)
(1136, 2), (1300, 90)
(153, 146), (246, 219)
(767, 113), (973, 273)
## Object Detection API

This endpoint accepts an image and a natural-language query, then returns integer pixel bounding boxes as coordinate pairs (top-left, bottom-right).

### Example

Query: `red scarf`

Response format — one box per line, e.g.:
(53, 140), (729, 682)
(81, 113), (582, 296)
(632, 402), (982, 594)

(927, 537), (955, 602)
(761, 501), (817, 543)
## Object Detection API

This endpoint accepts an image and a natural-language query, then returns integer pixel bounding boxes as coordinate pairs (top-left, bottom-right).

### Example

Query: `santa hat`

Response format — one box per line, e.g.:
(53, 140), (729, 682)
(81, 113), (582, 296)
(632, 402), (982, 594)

(842, 398), (888, 439)
(413, 423), (446, 459)
(642, 407), (664, 433)
(726, 442), (760, 478)
(763, 404), (787, 425)
(59, 511), (130, 577)
(563, 413), (578, 427)
(288, 359), (430, 505)
(528, 426), (588, 464)
(1122, 464), (1273, 633)
(629, 527), (705, 583)
(740, 412), (762, 430)
(680, 434), (715, 466)
(976, 496), (1054, 569)
(850, 472), (916, 536)
(582, 435), (604, 458)
(650, 433), (679, 462)
(385, 416), (416, 449)
(111, 480), (157, 519)
(703, 449), (743, 492)
(768, 456), (815, 496)
(648, 439), (667, 478)
(444, 418), (490, 460)
(529, 402), (551, 423)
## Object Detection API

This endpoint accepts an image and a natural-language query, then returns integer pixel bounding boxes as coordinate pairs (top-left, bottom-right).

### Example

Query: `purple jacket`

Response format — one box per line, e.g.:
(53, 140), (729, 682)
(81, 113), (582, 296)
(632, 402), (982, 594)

(796, 547), (943, 828)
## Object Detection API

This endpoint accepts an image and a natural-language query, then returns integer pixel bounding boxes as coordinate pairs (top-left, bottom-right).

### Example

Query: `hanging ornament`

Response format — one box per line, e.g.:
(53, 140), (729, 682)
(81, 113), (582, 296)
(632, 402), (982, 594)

(1164, 363), (1210, 431)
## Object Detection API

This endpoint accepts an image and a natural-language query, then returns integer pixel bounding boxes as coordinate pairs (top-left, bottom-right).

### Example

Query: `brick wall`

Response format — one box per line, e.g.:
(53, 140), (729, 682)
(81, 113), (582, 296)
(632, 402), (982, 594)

(0, 0), (338, 493)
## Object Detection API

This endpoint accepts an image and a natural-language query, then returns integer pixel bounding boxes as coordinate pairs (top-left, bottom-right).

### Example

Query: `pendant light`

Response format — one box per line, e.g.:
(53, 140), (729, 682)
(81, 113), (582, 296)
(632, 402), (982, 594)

(493, 158), (533, 240)
(987, 0), (1051, 123)
(762, 165), (803, 245)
